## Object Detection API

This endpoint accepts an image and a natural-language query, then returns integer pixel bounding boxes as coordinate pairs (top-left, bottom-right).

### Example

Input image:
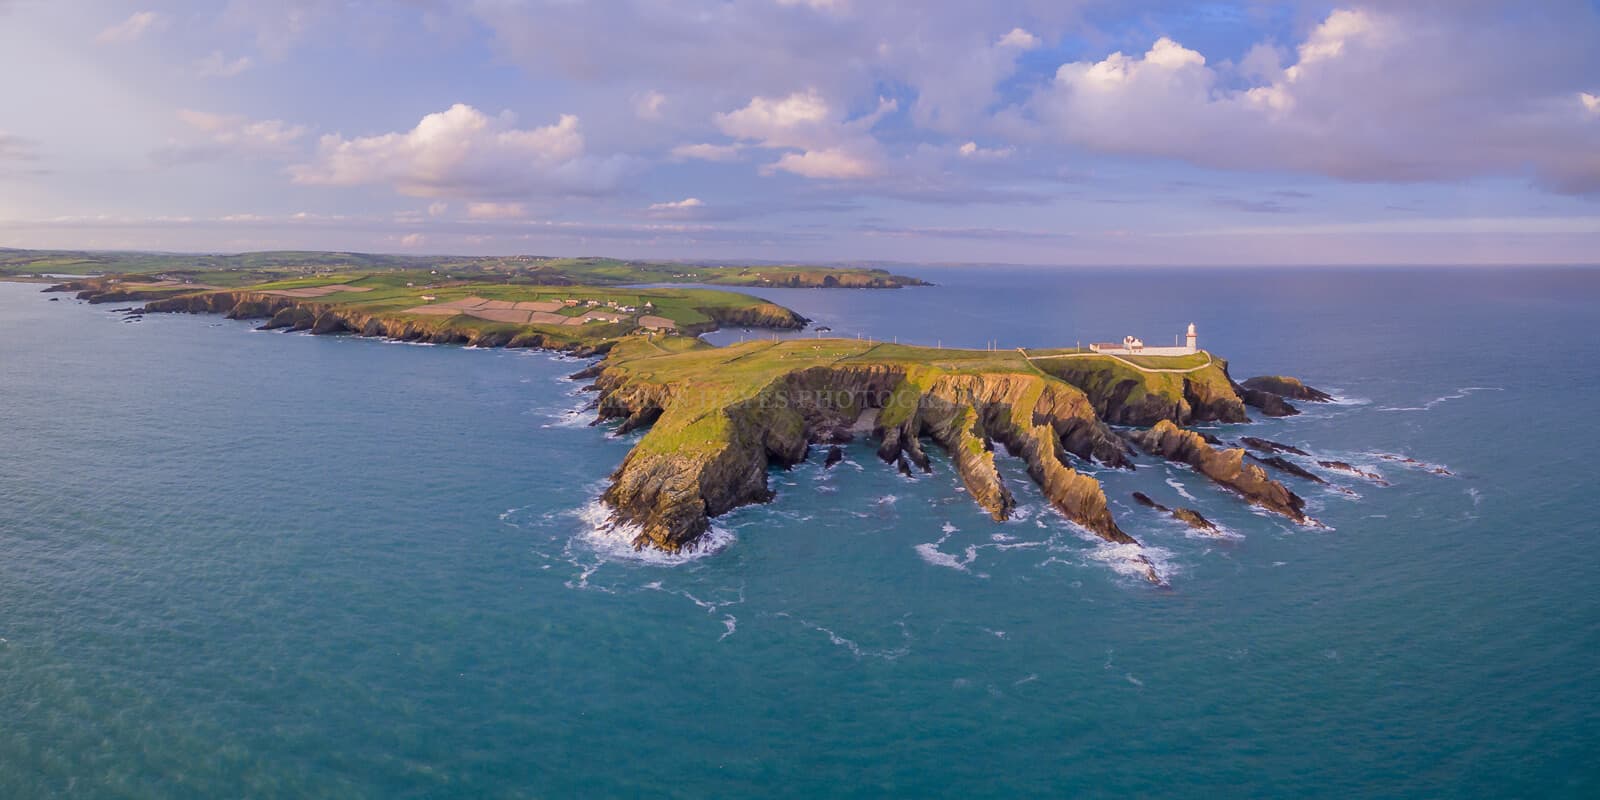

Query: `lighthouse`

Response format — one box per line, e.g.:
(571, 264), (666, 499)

(1185, 323), (1197, 353)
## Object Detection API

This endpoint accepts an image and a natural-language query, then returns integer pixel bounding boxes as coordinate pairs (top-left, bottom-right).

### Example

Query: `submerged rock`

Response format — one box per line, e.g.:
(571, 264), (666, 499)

(1240, 436), (1310, 457)
(1375, 453), (1454, 476)
(1318, 460), (1390, 486)
(824, 445), (844, 469)
(1250, 454), (1327, 484)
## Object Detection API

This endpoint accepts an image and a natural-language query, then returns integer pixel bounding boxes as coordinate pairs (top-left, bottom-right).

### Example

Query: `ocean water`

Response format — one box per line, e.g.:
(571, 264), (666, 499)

(1, 269), (1596, 798)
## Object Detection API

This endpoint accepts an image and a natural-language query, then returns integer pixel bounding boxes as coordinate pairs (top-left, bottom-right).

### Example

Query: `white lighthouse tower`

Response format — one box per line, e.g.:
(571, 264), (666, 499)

(1185, 323), (1198, 354)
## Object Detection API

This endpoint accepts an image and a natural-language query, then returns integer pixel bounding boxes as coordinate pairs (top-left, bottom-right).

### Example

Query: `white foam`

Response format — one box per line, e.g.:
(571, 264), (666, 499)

(1013, 673), (1037, 686)
(1467, 487), (1482, 506)
(1085, 540), (1178, 584)
(1323, 391), (1371, 407)
(1379, 385), (1502, 412)
(778, 613), (913, 661)
(914, 541), (978, 572)
(1164, 477), (1197, 501)
(574, 500), (734, 565)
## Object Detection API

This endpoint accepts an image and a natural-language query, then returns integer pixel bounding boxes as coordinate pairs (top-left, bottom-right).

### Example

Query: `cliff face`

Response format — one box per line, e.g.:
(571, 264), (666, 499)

(698, 302), (809, 331)
(1126, 420), (1314, 525)
(593, 360), (1144, 563)
(1034, 357), (1249, 426)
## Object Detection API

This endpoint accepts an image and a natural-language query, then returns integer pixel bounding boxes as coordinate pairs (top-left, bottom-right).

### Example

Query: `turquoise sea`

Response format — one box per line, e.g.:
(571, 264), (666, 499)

(0, 268), (1596, 797)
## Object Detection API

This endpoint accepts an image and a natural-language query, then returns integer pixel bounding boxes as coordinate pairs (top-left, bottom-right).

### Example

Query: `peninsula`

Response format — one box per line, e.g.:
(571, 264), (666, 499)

(33, 251), (1340, 586)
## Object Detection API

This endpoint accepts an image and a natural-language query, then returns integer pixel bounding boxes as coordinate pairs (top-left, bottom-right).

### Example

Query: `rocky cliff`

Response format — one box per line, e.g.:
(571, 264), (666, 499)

(591, 350), (1164, 582)
(1033, 356), (1249, 425)
(1126, 420), (1315, 526)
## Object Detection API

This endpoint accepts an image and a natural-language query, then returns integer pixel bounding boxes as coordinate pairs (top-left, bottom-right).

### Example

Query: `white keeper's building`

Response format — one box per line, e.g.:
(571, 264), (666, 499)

(1090, 323), (1198, 356)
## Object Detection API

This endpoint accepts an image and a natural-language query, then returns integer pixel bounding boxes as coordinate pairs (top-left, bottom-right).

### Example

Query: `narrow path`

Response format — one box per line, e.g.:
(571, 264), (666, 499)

(1018, 347), (1214, 374)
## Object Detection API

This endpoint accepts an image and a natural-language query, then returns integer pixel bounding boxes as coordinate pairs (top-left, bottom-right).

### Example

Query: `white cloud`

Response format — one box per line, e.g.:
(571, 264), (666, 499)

(399, 233), (427, 248)
(716, 90), (893, 179)
(717, 90), (832, 140)
(427, 202), (449, 217)
(1583, 93), (1600, 114)
(1028, 7), (1600, 193)
(996, 28), (1039, 50)
(177, 110), (306, 148)
(96, 11), (165, 44)
(466, 202), (527, 219)
(776, 0), (850, 12)
(290, 103), (629, 198)
(959, 141), (1013, 160)
(153, 110), (307, 164)
(633, 90), (667, 120)
(648, 197), (704, 211)
(768, 148), (880, 179)
(196, 51), (253, 78)
(670, 142), (744, 162)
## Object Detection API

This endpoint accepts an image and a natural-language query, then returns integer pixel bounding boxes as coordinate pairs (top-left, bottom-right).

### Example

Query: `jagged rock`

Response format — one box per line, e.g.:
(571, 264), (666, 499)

(1172, 508), (1219, 534)
(896, 454), (914, 477)
(1238, 387), (1300, 417)
(1241, 375), (1333, 403)
(1318, 460), (1389, 486)
(1240, 436), (1310, 456)
(1131, 491), (1168, 512)
(1250, 454), (1326, 484)
(824, 445), (844, 469)
(1131, 491), (1222, 535)
(1127, 420), (1313, 525)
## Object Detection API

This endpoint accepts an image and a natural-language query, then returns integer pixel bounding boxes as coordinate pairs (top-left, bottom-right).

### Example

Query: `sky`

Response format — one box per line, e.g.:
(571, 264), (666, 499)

(0, 0), (1598, 266)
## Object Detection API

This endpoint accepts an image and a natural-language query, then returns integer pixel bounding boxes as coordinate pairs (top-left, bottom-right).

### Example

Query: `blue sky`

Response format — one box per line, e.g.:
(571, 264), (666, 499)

(1, 0), (1597, 265)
